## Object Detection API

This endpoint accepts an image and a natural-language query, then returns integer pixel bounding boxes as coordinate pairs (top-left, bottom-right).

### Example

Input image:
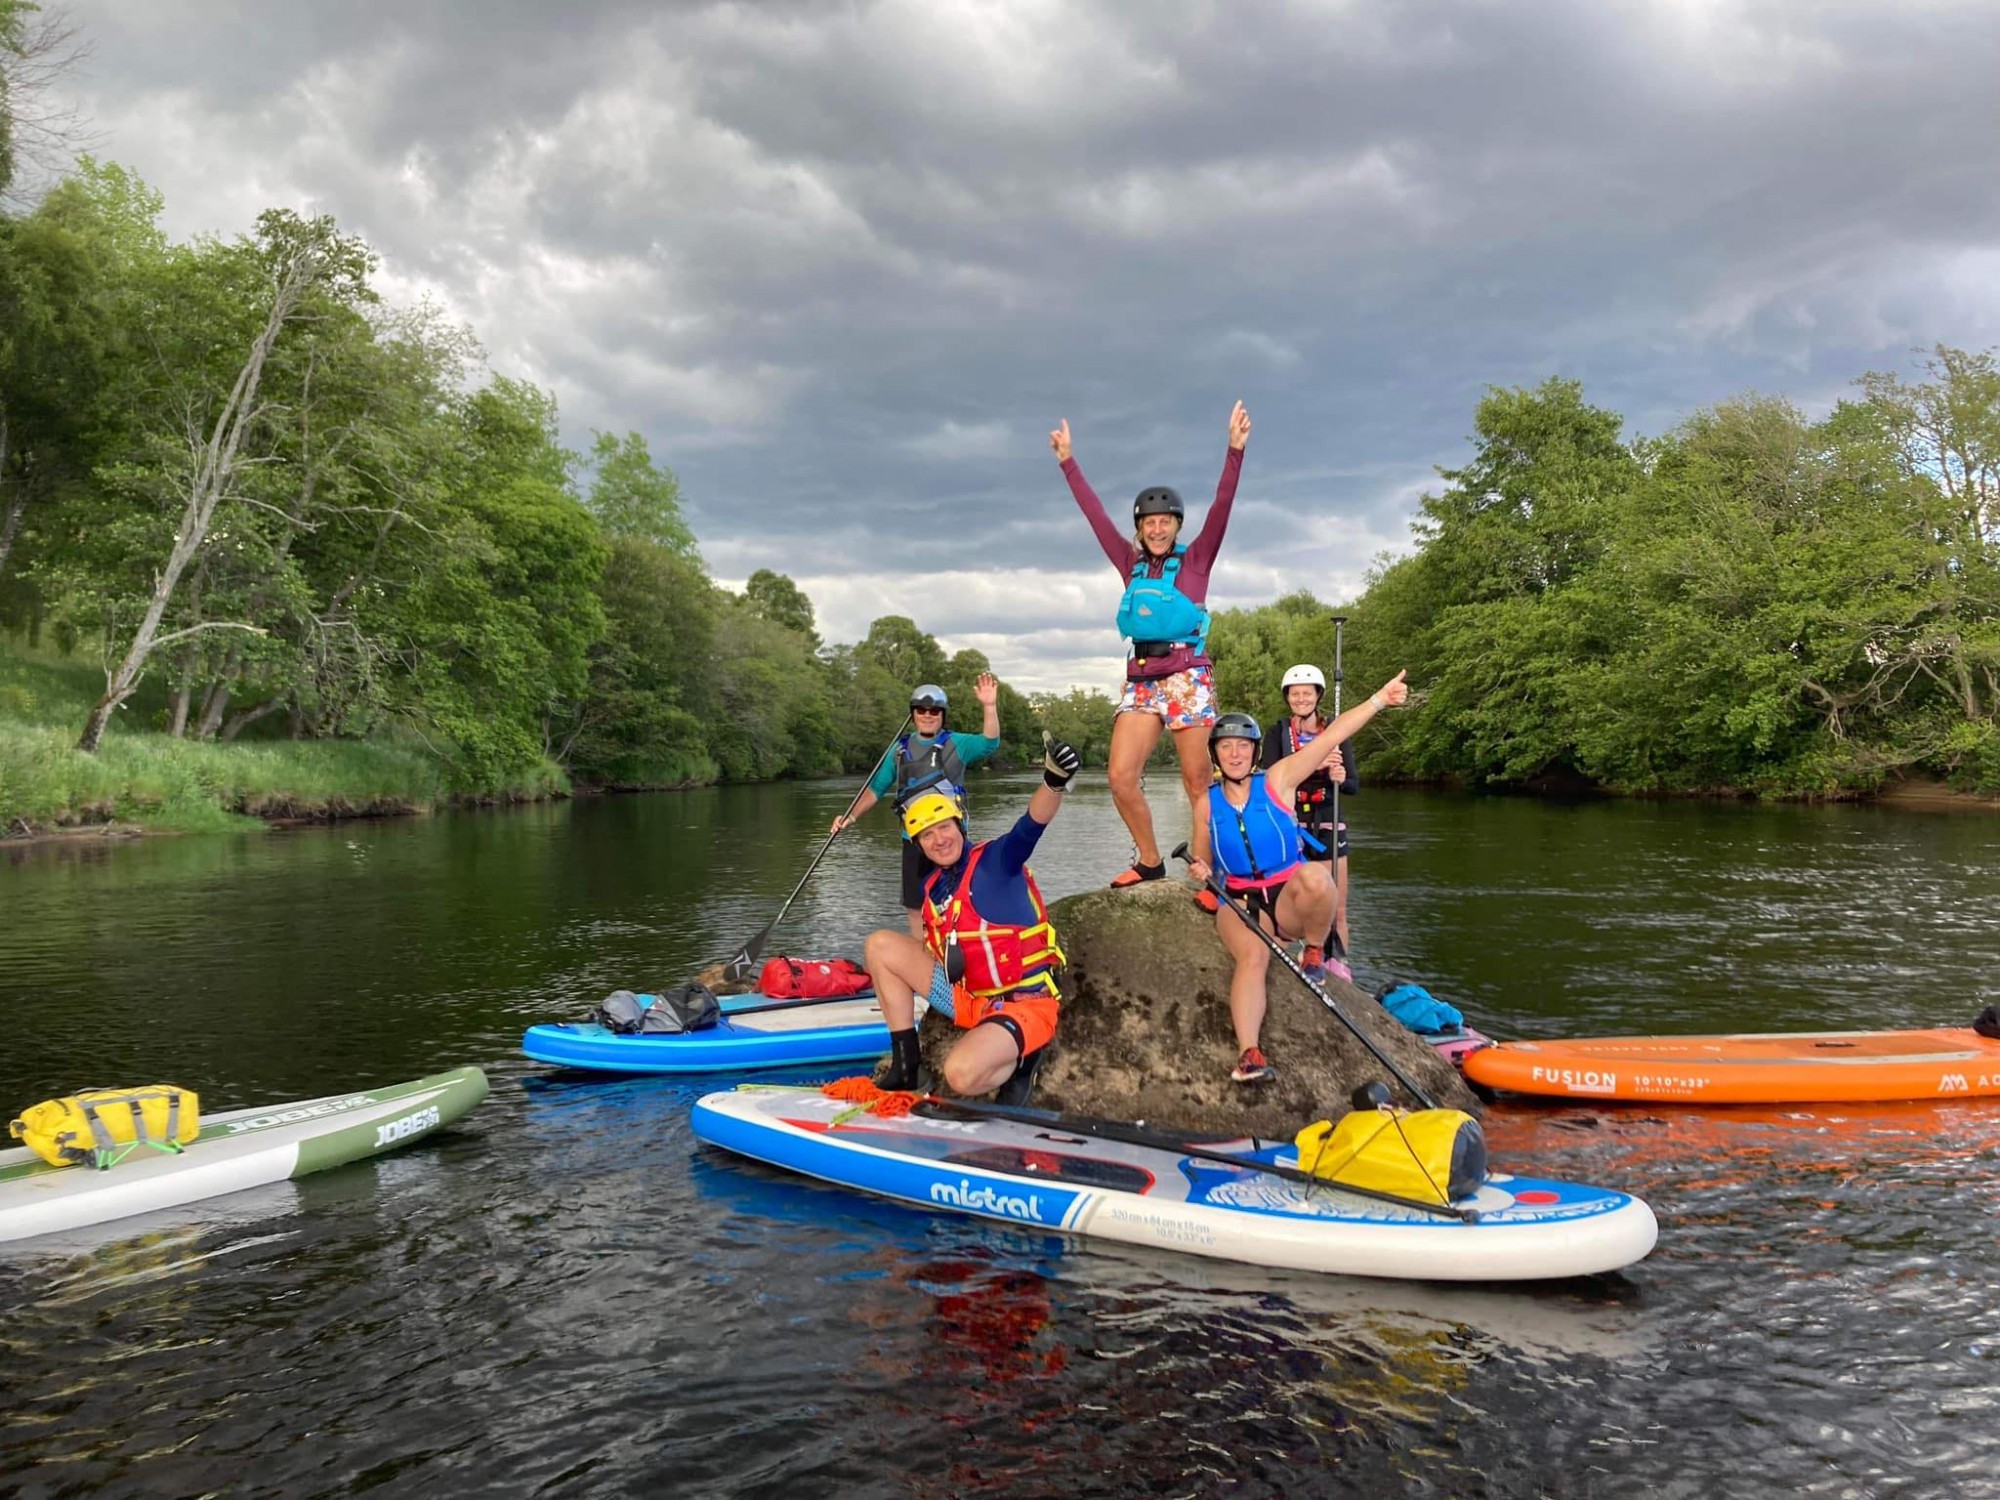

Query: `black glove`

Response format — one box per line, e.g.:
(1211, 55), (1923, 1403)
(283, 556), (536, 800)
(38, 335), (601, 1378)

(1041, 731), (1081, 789)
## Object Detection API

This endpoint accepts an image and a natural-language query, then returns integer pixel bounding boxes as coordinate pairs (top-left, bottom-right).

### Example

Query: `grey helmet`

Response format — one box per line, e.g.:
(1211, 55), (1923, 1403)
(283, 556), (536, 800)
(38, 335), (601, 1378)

(909, 684), (948, 712)
(1210, 712), (1262, 745)
(1132, 485), (1185, 522)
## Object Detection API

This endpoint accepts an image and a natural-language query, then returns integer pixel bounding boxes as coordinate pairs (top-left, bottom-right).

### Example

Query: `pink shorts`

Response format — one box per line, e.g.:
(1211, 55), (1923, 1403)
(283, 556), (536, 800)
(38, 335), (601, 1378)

(1116, 664), (1217, 729)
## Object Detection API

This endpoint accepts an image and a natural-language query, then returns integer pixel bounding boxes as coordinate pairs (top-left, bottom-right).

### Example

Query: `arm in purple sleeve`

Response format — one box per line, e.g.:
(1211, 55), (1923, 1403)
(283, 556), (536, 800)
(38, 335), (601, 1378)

(1062, 458), (1138, 575)
(1179, 446), (1244, 592)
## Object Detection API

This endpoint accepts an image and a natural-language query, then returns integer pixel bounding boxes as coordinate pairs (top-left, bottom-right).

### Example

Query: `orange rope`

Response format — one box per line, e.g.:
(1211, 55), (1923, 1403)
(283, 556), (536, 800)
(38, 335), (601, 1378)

(821, 1076), (918, 1118)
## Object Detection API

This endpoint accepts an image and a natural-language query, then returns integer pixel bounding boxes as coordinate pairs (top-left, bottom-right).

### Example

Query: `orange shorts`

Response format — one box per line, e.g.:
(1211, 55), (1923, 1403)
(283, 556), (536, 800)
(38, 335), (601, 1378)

(959, 989), (1060, 1057)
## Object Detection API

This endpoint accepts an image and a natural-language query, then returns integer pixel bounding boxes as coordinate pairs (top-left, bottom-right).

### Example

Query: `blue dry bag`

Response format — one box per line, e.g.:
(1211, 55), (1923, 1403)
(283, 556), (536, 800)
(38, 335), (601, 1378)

(1376, 982), (1464, 1036)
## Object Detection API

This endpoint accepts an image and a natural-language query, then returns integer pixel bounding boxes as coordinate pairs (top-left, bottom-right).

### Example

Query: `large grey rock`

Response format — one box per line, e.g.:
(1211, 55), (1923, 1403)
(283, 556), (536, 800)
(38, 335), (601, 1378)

(918, 880), (1479, 1134)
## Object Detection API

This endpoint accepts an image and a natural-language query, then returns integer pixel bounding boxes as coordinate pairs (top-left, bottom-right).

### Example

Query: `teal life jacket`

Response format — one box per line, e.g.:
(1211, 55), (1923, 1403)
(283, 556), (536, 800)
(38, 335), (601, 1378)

(1116, 547), (1209, 652)
(1206, 773), (1303, 889)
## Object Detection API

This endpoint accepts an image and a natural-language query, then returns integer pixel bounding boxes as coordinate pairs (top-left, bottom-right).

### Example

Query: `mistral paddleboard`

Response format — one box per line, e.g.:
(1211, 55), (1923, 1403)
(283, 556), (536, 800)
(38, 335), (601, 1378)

(1462, 1027), (2000, 1105)
(0, 1065), (489, 1243)
(691, 1086), (1657, 1282)
(523, 990), (920, 1075)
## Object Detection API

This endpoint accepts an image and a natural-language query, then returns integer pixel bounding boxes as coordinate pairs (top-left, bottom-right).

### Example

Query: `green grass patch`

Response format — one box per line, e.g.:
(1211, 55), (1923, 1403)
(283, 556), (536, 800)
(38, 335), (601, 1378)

(0, 638), (567, 833)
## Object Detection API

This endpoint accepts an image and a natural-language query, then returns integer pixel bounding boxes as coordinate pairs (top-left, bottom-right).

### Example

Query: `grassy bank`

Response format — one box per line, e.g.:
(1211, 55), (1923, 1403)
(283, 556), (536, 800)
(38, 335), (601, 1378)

(0, 643), (566, 836)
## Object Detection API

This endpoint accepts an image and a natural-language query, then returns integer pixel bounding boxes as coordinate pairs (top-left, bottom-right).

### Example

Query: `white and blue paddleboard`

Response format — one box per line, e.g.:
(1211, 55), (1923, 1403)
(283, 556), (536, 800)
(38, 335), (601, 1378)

(523, 991), (921, 1075)
(691, 1085), (1658, 1282)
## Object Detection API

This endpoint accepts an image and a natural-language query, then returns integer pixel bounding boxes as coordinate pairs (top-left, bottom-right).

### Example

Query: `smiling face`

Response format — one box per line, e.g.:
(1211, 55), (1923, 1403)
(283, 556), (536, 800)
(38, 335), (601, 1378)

(1138, 514), (1181, 557)
(1213, 736), (1259, 780)
(917, 817), (965, 866)
(1285, 684), (1321, 718)
(911, 704), (945, 734)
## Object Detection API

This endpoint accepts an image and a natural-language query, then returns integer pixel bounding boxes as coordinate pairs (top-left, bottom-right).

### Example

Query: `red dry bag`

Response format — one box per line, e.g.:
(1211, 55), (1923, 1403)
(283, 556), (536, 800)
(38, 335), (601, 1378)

(756, 957), (873, 1000)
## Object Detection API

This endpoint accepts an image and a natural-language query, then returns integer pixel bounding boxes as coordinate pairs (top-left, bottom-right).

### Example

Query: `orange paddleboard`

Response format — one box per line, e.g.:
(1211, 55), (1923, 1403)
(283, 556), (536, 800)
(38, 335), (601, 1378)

(1461, 1027), (2000, 1105)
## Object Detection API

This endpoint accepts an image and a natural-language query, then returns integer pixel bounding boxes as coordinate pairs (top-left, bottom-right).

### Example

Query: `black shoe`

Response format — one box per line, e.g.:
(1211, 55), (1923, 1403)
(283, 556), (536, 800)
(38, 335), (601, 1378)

(994, 1049), (1044, 1107)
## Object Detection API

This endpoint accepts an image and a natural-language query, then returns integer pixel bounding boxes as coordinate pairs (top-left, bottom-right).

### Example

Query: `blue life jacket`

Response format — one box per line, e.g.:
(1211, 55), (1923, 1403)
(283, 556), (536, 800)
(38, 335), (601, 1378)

(1116, 547), (1209, 651)
(1206, 773), (1303, 889)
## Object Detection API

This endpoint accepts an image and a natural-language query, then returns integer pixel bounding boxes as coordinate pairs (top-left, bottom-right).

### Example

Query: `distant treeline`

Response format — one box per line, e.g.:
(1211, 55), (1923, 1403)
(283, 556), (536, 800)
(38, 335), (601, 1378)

(5, 160), (1993, 802)
(0, 161), (1116, 791)
(1205, 360), (2000, 797)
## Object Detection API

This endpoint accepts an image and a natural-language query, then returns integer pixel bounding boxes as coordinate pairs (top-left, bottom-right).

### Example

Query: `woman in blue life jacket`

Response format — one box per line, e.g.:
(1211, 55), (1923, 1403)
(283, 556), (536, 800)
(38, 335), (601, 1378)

(1187, 671), (1409, 1084)
(1053, 401), (1249, 888)
(1262, 664), (1359, 982)
(832, 674), (1002, 938)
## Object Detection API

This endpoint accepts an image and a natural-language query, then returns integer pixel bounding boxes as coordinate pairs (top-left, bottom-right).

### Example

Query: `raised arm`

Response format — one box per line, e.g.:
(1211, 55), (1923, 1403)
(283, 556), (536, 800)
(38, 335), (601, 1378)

(1053, 418), (1137, 574)
(976, 671), (1000, 740)
(1181, 401), (1249, 575)
(1264, 672), (1407, 810)
(1026, 732), (1081, 827)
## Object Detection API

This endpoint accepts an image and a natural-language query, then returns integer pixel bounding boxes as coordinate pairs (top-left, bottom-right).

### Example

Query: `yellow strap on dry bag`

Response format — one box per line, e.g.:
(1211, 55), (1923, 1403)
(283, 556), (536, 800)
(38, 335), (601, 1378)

(1294, 1106), (1487, 1205)
(7, 1085), (201, 1170)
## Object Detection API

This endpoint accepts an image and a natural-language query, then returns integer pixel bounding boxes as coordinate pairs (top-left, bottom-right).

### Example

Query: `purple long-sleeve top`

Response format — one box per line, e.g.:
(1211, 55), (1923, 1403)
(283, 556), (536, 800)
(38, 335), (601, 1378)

(1061, 446), (1243, 681)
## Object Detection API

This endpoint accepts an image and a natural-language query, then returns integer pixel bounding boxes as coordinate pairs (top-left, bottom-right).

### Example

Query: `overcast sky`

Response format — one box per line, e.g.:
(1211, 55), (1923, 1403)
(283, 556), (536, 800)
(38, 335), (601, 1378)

(43, 0), (2000, 692)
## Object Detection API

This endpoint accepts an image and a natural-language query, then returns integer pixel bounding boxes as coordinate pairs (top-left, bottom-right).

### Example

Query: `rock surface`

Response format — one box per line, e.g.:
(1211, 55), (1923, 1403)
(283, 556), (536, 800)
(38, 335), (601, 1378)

(918, 880), (1479, 1134)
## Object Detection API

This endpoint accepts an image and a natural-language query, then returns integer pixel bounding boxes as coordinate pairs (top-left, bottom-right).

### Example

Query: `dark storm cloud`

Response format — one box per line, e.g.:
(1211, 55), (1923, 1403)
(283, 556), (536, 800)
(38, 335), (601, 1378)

(50, 0), (2000, 689)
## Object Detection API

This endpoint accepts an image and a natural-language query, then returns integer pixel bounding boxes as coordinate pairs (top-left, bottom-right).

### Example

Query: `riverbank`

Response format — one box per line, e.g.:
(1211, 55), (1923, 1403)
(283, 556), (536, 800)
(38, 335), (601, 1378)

(0, 644), (566, 841)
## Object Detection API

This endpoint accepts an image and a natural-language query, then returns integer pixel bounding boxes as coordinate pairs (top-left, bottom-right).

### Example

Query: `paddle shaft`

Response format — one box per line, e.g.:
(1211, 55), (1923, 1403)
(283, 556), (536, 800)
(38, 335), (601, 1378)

(1173, 842), (1439, 1110)
(724, 718), (912, 976)
(1329, 614), (1346, 843)
(915, 1097), (1474, 1222)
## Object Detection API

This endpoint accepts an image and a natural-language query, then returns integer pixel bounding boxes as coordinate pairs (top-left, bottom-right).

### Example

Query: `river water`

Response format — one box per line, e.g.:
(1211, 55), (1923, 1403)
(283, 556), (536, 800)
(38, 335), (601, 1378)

(2, 776), (1998, 1498)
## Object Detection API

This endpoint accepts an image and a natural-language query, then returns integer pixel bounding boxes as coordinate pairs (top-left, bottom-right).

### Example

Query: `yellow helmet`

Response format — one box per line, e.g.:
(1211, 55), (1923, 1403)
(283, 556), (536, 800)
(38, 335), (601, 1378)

(901, 791), (962, 840)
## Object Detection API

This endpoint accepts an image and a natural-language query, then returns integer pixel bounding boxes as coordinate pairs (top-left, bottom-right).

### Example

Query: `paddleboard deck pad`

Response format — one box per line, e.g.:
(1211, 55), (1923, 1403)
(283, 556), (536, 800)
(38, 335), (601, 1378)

(1426, 1026), (1495, 1068)
(691, 1086), (1657, 1281)
(1462, 1027), (2000, 1104)
(524, 990), (916, 1074)
(0, 1065), (489, 1244)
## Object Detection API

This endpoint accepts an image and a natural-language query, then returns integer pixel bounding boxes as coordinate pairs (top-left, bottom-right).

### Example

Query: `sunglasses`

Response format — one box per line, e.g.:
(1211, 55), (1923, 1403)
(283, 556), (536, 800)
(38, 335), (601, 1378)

(913, 706), (944, 715)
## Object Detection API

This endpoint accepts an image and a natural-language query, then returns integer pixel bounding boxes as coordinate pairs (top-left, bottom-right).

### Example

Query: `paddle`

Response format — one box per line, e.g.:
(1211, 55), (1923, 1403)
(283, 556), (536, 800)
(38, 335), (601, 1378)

(1328, 613), (1347, 851)
(716, 718), (911, 982)
(1172, 842), (1439, 1110)
(913, 1095), (1477, 1222)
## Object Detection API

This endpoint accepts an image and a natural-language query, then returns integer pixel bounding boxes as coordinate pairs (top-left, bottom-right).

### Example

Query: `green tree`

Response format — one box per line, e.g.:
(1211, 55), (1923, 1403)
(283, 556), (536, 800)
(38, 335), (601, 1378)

(586, 429), (695, 556)
(75, 210), (376, 752)
(743, 567), (818, 645)
(563, 537), (718, 786)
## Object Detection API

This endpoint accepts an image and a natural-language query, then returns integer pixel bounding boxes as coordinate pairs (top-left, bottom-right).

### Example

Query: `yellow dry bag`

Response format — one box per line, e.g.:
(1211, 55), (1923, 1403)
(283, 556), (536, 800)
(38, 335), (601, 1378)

(8, 1085), (201, 1170)
(1294, 1106), (1487, 1205)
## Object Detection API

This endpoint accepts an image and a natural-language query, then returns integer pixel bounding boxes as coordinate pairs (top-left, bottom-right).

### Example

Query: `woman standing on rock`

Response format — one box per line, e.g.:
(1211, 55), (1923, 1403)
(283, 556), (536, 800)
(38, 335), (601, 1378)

(1052, 401), (1249, 889)
(1187, 671), (1409, 1084)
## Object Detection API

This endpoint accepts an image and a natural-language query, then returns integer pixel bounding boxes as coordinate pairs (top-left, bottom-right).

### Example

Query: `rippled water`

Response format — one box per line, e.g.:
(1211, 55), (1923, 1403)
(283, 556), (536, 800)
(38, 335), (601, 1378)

(3, 778), (1998, 1497)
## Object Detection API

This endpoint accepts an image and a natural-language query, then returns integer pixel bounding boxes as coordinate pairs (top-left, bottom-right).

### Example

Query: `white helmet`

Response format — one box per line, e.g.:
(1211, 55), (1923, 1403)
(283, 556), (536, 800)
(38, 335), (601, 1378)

(1280, 664), (1326, 692)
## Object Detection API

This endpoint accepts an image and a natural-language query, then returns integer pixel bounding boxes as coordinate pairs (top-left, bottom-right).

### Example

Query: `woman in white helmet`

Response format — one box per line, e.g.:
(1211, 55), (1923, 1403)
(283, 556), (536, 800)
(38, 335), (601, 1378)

(1262, 664), (1359, 980)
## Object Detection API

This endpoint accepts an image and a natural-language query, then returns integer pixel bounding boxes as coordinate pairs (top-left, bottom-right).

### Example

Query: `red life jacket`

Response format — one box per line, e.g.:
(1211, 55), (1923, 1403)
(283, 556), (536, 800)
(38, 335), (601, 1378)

(921, 842), (1064, 1011)
(756, 956), (873, 1000)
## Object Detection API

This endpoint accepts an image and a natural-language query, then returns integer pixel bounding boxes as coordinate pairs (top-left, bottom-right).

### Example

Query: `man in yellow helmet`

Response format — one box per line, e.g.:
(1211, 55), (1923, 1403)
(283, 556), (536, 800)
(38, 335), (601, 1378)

(862, 732), (1082, 1098)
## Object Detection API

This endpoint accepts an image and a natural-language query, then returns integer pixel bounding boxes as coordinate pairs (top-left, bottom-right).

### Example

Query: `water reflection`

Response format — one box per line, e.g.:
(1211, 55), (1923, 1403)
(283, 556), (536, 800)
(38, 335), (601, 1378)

(4, 781), (2000, 1494)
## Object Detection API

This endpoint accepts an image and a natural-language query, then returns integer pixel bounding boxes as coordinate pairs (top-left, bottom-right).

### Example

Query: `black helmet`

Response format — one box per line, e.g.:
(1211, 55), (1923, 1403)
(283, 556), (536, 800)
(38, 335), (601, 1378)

(1211, 712), (1262, 745)
(1133, 486), (1184, 522)
(910, 684), (948, 712)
